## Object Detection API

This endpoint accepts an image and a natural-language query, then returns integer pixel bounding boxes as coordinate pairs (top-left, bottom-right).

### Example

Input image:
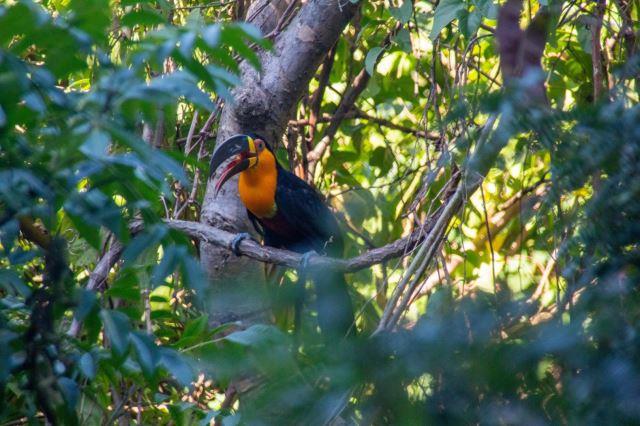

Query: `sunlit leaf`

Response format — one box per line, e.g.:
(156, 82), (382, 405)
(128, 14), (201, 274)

(390, 0), (413, 24)
(430, 0), (465, 40)
(365, 46), (384, 76)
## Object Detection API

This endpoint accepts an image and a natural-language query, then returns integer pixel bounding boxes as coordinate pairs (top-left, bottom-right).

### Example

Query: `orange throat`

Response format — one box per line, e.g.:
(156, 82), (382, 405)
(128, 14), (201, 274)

(238, 149), (278, 218)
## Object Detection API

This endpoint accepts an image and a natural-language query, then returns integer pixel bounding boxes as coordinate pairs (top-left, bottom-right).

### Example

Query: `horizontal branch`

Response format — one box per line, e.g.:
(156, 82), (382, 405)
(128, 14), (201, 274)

(166, 216), (437, 273)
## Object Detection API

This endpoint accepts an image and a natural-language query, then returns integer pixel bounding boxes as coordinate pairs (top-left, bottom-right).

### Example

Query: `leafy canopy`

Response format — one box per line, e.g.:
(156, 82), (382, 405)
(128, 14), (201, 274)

(1, 0), (639, 424)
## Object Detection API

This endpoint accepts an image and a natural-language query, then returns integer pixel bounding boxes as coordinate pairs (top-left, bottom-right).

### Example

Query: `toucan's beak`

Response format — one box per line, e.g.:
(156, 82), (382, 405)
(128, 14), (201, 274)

(209, 134), (257, 196)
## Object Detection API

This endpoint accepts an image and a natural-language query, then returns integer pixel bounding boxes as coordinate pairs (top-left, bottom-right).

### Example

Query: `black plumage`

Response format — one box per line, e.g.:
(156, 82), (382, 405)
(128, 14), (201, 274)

(248, 159), (354, 338)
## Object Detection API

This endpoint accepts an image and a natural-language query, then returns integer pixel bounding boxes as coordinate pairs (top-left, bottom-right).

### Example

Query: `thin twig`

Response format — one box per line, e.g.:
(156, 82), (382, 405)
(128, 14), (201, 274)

(68, 241), (124, 337)
(591, 0), (607, 101)
(375, 114), (499, 333)
(480, 184), (497, 292)
(307, 43), (338, 143)
(172, 0), (236, 10)
(264, 0), (299, 39)
(290, 109), (440, 140)
(307, 23), (403, 174)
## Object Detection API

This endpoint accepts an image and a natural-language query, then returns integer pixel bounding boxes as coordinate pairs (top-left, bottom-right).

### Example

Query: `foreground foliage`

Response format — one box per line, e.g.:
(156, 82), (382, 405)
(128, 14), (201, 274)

(0, 0), (639, 424)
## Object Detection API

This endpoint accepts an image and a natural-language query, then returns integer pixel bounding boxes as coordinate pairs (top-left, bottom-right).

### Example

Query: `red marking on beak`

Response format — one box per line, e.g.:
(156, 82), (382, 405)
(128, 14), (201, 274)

(213, 152), (257, 197)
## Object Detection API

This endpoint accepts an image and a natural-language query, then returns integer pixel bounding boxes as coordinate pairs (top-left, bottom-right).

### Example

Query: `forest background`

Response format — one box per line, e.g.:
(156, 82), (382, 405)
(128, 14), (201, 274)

(0, 0), (639, 424)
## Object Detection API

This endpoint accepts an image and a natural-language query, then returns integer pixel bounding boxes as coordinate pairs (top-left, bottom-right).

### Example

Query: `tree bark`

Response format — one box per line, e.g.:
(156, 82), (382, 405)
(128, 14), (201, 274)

(200, 0), (358, 328)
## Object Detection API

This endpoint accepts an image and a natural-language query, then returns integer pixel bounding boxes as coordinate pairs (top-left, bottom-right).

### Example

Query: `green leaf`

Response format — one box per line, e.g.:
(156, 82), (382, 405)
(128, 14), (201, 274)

(0, 269), (31, 297)
(576, 18), (592, 55)
(105, 271), (141, 301)
(174, 315), (210, 349)
(131, 331), (160, 380)
(224, 325), (287, 348)
(430, 0), (465, 40)
(100, 310), (131, 359)
(80, 130), (110, 159)
(393, 28), (412, 52)
(221, 415), (241, 426)
(74, 289), (98, 323)
(69, 0), (110, 44)
(64, 189), (123, 242)
(390, 0), (413, 24)
(365, 46), (384, 76)
(476, 0), (498, 19)
(121, 9), (165, 28)
(58, 377), (80, 409)
(160, 348), (193, 387)
(233, 22), (263, 42)
(151, 245), (182, 287)
(183, 315), (209, 340)
(370, 146), (393, 175)
(186, 8), (205, 29)
(425, 287), (453, 319)
(180, 255), (206, 306)
(79, 352), (96, 380)
(122, 225), (167, 265)
(121, 0), (154, 5)
(65, 212), (102, 250)
(459, 9), (483, 37)
(202, 25), (221, 47)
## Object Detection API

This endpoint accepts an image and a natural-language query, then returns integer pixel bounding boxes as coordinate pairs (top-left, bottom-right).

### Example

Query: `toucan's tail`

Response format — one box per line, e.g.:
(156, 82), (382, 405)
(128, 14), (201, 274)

(312, 270), (355, 340)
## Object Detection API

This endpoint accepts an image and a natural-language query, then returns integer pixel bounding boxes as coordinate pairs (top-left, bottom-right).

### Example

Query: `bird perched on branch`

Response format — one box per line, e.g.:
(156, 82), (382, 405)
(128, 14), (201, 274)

(209, 133), (355, 339)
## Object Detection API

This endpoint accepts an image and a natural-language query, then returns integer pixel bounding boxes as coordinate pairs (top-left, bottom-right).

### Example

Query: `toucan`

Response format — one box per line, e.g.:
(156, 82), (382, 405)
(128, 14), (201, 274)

(209, 133), (355, 339)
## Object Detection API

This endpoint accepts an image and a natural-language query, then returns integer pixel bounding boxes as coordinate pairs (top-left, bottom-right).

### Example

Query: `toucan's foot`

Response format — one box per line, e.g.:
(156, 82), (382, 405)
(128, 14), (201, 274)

(230, 232), (252, 256)
(299, 251), (317, 271)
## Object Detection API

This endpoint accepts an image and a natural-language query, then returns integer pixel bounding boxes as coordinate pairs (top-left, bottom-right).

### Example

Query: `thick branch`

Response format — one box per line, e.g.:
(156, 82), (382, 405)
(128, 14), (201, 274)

(200, 0), (359, 328)
(171, 216), (436, 273)
(229, 0), (359, 139)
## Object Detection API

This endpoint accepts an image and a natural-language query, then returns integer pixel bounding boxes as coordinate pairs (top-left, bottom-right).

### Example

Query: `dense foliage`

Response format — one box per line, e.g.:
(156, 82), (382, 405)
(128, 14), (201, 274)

(0, 0), (638, 424)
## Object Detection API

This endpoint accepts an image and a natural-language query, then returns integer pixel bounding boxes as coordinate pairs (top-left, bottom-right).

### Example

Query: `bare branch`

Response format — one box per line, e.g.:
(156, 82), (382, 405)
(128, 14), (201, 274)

(168, 212), (439, 273)
(308, 44), (337, 143)
(591, 0), (607, 101)
(67, 241), (124, 337)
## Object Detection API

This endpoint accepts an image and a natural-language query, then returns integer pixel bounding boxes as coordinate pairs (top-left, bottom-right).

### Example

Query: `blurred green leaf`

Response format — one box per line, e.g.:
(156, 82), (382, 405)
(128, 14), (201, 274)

(121, 8), (165, 27)
(160, 348), (193, 387)
(79, 353), (96, 380)
(390, 0), (413, 24)
(100, 310), (131, 359)
(131, 331), (160, 380)
(224, 325), (288, 348)
(365, 47), (384, 76)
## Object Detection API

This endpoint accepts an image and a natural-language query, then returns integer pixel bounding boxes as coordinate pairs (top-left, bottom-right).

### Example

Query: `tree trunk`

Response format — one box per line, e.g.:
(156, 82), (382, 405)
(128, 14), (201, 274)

(200, 0), (357, 328)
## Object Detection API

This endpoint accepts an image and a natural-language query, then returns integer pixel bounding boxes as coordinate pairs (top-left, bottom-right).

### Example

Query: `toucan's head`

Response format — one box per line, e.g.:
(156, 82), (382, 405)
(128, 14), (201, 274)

(209, 133), (270, 196)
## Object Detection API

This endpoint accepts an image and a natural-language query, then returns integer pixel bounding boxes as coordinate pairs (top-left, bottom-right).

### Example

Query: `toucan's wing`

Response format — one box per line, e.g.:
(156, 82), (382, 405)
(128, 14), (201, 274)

(275, 168), (354, 339)
(274, 168), (344, 256)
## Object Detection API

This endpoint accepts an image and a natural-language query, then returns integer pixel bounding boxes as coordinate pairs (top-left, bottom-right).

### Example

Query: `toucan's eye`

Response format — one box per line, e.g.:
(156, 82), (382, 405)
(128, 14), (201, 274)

(256, 140), (265, 151)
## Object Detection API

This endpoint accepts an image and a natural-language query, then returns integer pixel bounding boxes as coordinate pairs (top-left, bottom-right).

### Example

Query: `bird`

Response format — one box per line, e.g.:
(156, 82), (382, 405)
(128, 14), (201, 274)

(209, 133), (355, 340)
